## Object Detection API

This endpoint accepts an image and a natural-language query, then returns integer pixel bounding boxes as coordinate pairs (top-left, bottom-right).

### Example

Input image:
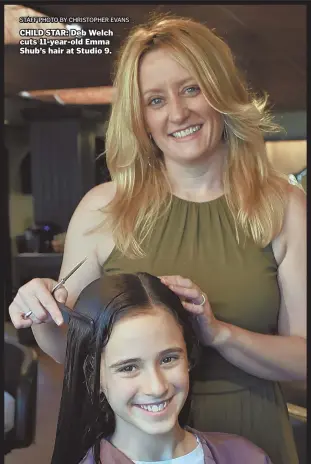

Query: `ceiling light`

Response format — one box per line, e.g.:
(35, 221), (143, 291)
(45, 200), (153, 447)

(18, 87), (116, 105)
(19, 91), (32, 98)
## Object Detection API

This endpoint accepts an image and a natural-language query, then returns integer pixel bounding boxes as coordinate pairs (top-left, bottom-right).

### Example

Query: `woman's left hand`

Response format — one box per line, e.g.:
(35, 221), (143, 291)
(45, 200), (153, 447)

(159, 275), (229, 347)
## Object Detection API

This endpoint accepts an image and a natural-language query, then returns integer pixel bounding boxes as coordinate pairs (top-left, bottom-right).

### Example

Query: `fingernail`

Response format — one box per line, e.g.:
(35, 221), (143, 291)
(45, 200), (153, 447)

(56, 318), (63, 326)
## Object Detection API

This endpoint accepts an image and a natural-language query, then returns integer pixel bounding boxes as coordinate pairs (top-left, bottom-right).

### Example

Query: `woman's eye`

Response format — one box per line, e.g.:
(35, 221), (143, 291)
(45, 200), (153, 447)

(149, 97), (163, 106)
(184, 86), (200, 95)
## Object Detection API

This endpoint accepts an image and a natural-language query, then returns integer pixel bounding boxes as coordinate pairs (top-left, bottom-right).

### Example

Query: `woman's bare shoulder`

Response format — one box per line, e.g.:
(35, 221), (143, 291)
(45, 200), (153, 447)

(286, 183), (306, 214)
(272, 183), (306, 265)
(79, 181), (116, 212)
(282, 183), (306, 247)
(66, 182), (116, 236)
(62, 182), (116, 285)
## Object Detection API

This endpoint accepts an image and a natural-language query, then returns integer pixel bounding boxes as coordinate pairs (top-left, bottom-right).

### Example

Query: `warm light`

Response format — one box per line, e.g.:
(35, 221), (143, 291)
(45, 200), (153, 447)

(18, 87), (116, 105)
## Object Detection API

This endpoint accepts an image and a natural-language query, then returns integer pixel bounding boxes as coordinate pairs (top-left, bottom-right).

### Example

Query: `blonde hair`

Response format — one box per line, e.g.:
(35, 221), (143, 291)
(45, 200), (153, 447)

(104, 15), (290, 257)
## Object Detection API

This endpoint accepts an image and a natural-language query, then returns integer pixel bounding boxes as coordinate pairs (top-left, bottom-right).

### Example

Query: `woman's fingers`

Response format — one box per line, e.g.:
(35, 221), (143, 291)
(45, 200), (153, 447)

(23, 279), (64, 325)
(14, 292), (48, 324)
(52, 286), (67, 304)
(160, 275), (193, 288)
(181, 300), (205, 315)
(9, 297), (34, 328)
(9, 278), (65, 329)
(160, 275), (206, 305)
(167, 284), (202, 301)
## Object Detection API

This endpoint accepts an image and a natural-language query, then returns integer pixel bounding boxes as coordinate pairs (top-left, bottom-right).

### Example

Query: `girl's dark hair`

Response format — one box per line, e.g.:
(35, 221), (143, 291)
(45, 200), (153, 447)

(51, 272), (200, 464)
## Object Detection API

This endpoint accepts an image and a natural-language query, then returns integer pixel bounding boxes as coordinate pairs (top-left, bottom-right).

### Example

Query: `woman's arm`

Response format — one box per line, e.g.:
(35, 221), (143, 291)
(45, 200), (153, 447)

(214, 326), (306, 382)
(162, 187), (307, 381)
(10, 182), (116, 363)
(214, 186), (306, 381)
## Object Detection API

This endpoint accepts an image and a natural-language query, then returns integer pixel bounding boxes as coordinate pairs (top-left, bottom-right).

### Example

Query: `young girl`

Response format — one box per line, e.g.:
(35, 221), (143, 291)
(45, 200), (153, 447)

(52, 273), (272, 464)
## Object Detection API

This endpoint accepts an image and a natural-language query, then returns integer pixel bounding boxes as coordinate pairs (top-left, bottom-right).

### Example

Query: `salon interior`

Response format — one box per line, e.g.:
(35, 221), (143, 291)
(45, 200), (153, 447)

(4, 4), (307, 464)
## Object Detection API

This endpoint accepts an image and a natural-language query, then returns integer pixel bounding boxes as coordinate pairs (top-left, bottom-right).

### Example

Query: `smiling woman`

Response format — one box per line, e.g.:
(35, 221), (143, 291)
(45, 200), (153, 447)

(139, 50), (223, 168)
(52, 272), (272, 464)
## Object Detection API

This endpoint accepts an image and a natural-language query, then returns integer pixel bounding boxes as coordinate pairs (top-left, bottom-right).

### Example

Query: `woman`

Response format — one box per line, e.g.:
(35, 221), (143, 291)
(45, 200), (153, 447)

(9, 16), (306, 464)
(53, 272), (271, 464)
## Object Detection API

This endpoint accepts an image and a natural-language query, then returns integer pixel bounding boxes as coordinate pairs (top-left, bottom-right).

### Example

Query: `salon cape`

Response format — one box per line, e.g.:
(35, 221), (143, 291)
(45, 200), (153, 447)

(79, 427), (272, 463)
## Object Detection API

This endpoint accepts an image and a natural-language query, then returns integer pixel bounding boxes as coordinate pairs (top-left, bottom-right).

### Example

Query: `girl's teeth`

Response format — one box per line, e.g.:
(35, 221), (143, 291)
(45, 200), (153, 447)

(172, 125), (201, 138)
(140, 401), (168, 412)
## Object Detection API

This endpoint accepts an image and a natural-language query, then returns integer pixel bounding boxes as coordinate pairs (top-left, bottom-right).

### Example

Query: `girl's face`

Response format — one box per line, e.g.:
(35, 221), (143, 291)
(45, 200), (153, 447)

(100, 307), (189, 437)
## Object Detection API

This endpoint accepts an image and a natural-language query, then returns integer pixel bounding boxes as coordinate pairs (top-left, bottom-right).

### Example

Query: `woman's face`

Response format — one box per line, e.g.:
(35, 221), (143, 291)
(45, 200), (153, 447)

(139, 48), (224, 165)
(100, 307), (189, 437)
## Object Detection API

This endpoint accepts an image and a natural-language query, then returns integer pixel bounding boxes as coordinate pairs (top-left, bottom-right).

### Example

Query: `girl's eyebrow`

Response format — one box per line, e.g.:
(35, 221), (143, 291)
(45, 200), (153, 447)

(108, 347), (184, 369)
(109, 357), (141, 369)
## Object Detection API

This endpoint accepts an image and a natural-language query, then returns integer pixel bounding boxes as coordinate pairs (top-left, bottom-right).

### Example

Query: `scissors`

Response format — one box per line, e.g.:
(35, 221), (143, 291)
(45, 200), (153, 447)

(23, 257), (87, 320)
(51, 257), (87, 295)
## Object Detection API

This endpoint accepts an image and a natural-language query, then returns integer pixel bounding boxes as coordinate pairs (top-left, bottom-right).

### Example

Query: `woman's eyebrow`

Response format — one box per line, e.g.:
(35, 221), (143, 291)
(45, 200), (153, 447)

(142, 78), (194, 97)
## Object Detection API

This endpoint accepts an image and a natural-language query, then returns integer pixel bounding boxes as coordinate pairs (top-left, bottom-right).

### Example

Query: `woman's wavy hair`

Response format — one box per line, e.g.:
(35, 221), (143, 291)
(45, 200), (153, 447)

(51, 272), (200, 464)
(102, 14), (290, 257)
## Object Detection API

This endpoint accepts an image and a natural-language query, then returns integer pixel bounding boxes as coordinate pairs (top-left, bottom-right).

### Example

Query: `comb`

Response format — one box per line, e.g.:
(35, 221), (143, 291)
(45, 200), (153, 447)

(57, 302), (95, 329)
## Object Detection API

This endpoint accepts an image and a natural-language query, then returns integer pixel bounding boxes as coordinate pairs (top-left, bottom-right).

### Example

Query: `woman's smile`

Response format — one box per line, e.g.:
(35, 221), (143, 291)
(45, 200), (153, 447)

(169, 124), (203, 141)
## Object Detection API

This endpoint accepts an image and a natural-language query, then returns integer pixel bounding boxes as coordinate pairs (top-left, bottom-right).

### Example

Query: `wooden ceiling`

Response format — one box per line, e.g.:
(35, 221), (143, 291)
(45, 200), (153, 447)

(5, 3), (306, 112)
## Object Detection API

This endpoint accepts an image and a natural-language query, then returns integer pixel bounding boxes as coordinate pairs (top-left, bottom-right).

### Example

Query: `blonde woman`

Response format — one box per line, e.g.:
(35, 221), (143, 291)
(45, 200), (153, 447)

(9, 16), (306, 464)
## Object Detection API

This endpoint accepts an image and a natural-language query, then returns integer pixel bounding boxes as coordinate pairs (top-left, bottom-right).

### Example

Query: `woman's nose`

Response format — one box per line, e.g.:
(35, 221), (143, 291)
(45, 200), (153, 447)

(168, 96), (190, 124)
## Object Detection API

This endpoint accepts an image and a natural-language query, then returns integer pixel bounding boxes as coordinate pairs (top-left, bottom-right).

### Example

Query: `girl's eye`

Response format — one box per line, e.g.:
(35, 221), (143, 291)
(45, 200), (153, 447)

(162, 355), (179, 365)
(118, 365), (137, 373)
(184, 86), (200, 95)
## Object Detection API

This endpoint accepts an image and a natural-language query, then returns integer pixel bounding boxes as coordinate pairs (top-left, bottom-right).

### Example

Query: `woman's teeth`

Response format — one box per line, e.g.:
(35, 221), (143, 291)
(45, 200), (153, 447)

(171, 125), (202, 138)
(138, 401), (168, 412)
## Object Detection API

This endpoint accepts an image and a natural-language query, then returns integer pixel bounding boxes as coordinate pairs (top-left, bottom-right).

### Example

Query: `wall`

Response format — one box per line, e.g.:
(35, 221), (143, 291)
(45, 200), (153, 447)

(5, 125), (34, 255)
(266, 111), (307, 141)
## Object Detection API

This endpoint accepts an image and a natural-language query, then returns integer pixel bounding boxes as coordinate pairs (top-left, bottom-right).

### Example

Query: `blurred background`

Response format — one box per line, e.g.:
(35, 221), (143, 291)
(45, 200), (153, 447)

(4, 3), (306, 463)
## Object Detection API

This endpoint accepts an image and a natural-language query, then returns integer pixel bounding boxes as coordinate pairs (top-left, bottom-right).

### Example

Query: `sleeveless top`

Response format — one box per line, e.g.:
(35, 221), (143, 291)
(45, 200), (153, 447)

(103, 195), (280, 393)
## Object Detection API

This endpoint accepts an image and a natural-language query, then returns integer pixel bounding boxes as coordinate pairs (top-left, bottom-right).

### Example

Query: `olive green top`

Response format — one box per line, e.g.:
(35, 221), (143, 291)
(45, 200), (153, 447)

(103, 194), (280, 392)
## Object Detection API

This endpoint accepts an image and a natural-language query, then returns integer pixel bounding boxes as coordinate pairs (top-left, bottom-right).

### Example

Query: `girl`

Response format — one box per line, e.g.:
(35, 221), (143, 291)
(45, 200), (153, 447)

(52, 272), (271, 464)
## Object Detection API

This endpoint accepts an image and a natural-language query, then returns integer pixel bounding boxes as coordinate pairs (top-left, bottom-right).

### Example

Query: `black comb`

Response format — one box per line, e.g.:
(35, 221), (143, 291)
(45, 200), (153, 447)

(57, 302), (95, 329)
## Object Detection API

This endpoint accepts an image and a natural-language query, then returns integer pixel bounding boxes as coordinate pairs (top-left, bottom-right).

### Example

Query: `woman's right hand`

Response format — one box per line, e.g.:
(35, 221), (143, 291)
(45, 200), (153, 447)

(9, 278), (67, 329)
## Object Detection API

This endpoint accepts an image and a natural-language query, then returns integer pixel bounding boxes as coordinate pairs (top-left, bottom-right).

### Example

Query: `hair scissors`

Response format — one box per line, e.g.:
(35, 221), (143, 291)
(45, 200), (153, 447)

(23, 257), (87, 319)
(51, 257), (87, 295)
